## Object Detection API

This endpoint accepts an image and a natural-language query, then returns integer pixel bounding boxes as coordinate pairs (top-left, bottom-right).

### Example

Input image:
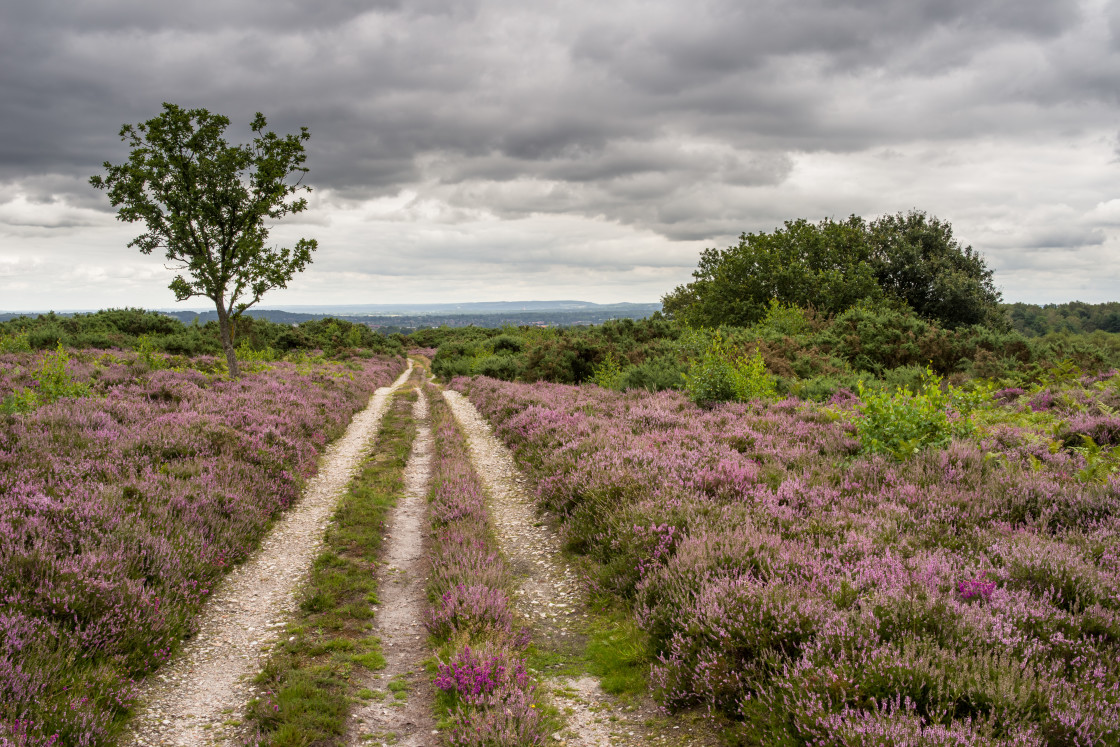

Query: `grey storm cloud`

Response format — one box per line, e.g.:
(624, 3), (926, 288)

(2, 0), (1120, 307)
(1, 0), (1105, 185)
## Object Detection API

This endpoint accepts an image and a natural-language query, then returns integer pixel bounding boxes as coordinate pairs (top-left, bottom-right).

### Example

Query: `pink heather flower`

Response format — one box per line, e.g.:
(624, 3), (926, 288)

(958, 573), (997, 602)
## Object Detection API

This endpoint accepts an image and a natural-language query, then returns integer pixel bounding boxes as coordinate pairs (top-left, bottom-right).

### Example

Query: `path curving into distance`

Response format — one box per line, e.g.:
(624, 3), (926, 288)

(127, 362), (414, 747)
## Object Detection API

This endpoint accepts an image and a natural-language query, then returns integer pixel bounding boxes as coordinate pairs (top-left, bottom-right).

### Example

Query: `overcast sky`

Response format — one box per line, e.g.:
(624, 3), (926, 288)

(1, 0), (1119, 310)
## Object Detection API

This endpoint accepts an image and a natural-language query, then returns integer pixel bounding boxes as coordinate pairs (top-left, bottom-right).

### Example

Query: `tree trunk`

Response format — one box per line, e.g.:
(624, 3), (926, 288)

(214, 298), (240, 378)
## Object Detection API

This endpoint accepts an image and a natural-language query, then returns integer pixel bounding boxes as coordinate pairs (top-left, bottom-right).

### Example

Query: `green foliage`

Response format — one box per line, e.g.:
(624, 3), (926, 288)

(2, 345), (91, 414)
(489, 334), (524, 353)
(236, 340), (280, 363)
(90, 103), (317, 377)
(664, 215), (878, 327)
(474, 353), (520, 381)
(0, 331), (31, 353)
(420, 307), (1120, 401)
(1069, 436), (1120, 484)
(867, 211), (1004, 329)
(1007, 300), (1120, 337)
(681, 331), (777, 405)
(663, 210), (1002, 330)
(618, 357), (686, 392)
(590, 351), (626, 390)
(681, 334), (738, 404)
(755, 298), (812, 337)
(0, 309), (402, 362)
(136, 335), (167, 370)
(0, 388), (40, 415)
(730, 348), (778, 402)
(855, 368), (956, 459)
(784, 374), (863, 402)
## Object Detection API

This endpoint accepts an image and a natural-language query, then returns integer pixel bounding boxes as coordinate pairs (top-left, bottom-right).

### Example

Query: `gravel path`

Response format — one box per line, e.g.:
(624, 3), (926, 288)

(441, 388), (647, 747)
(347, 389), (437, 746)
(126, 362), (414, 747)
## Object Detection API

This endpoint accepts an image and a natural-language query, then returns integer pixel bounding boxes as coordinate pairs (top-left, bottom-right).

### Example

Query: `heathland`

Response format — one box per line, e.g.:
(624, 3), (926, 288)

(3, 237), (1120, 743)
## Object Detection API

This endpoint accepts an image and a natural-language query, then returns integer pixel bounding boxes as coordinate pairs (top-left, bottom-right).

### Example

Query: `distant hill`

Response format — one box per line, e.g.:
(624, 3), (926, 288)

(0, 301), (662, 330)
(249, 301), (658, 315)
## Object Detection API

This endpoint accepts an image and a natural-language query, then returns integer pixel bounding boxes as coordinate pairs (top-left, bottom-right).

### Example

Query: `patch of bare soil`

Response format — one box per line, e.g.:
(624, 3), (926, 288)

(440, 389), (720, 747)
(126, 363), (414, 747)
(347, 389), (437, 747)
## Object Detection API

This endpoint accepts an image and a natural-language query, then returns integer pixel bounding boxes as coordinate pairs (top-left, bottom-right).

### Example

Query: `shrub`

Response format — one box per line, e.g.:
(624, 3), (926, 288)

(754, 299), (812, 337)
(0, 331), (31, 353)
(474, 354), (519, 381)
(855, 368), (954, 459)
(681, 340), (736, 404)
(590, 351), (626, 390)
(27, 324), (64, 350)
(682, 331), (777, 405)
(619, 357), (685, 392)
(489, 334), (523, 354)
(2, 345), (91, 414)
(729, 348), (778, 402)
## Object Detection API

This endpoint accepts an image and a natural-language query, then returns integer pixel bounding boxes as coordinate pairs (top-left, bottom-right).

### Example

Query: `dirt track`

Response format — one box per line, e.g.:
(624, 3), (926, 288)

(126, 363), (413, 747)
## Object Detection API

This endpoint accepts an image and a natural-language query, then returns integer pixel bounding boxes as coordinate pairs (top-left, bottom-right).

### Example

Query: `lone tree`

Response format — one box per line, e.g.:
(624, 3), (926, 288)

(91, 103), (316, 377)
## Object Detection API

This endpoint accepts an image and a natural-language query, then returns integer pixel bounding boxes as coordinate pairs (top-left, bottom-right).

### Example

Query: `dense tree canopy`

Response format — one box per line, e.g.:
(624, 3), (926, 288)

(663, 211), (1004, 329)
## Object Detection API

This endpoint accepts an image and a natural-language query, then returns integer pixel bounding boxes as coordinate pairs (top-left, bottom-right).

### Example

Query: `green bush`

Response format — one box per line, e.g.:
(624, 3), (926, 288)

(474, 354), (520, 381)
(27, 325), (64, 350)
(754, 299), (812, 337)
(729, 348), (778, 402)
(520, 336), (597, 384)
(682, 338), (737, 404)
(489, 334), (524, 353)
(682, 332), (777, 405)
(879, 364), (931, 394)
(0, 309), (403, 359)
(590, 352), (626, 390)
(855, 368), (954, 459)
(431, 342), (476, 379)
(619, 357), (685, 392)
(2, 345), (91, 414)
(0, 332), (31, 353)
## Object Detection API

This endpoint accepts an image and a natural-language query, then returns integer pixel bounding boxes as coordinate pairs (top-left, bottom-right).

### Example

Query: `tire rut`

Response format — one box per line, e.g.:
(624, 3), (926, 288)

(346, 388), (437, 746)
(440, 388), (649, 747)
(126, 362), (414, 747)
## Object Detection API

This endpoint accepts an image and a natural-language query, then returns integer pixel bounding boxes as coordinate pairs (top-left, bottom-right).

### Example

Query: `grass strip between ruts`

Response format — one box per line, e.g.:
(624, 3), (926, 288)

(240, 384), (418, 747)
(422, 380), (555, 745)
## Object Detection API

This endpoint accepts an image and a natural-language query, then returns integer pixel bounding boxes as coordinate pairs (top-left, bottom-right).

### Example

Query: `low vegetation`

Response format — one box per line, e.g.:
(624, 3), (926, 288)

(7, 201), (1120, 744)
(0, 346), (404, 745)
(424, 383), (547, 745)
(429, 301), (1120, 405)
(459, 368), (1120, 744)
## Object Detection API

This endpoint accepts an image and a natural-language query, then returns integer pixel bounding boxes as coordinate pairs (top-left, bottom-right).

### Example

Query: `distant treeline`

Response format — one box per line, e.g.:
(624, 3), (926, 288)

(6, 301), (1118, 336)
(162, 306), (661, 330)
(1005, 301), (1120, 337)
(0, 308), (405, 357)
